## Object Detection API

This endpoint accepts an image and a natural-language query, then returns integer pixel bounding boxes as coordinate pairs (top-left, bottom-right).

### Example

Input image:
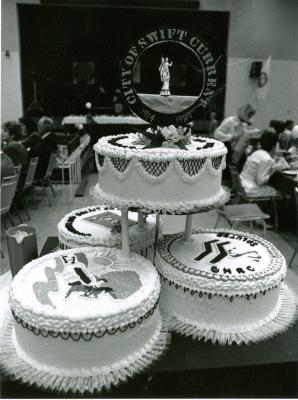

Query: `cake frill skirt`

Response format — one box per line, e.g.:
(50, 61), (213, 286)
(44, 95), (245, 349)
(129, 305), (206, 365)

(0, 310), (170, 394)
(159, 280), (297, 346)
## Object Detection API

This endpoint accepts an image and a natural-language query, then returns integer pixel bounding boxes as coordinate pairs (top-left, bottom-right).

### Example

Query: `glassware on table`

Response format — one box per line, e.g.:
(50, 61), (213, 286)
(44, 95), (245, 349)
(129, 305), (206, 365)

(6, 225), (38, 277)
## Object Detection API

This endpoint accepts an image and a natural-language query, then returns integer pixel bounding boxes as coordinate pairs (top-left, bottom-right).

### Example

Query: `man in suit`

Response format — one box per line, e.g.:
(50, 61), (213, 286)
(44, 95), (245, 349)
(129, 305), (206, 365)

(23, 116), (57, 180)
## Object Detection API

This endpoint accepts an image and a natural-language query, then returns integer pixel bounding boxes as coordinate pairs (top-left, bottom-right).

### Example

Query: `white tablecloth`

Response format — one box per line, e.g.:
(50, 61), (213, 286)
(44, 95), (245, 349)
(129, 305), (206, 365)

(62, 115), (148, 125)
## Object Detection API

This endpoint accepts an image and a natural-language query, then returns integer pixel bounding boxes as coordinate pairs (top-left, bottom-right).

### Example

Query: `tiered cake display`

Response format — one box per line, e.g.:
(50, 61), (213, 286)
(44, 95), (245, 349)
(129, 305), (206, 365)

(1, 26), (297, 395)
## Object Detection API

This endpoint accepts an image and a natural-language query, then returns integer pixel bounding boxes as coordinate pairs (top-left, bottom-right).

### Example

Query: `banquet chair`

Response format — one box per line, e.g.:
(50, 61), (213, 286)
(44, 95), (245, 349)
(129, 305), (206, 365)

(16, 157), (39, 219)
(229, 164), (282, 231)
(288, 187), (298, 268)
(214, 203), (270, 235)
(1, 174), (19, 230)
(35, 153), (57, 207)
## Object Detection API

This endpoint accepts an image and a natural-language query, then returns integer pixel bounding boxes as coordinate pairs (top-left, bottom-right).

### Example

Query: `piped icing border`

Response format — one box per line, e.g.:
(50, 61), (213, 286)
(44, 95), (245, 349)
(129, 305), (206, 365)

(57, 205), (156, 248)
(159, 272), (281, 302)
(11, 300), (159, 341)
(9, 247), (160, 333)
(155, 229), (287, 296)
(95, 154), (226, 184)
(92, 184), (230, 215)
(93, 133), (227, 161)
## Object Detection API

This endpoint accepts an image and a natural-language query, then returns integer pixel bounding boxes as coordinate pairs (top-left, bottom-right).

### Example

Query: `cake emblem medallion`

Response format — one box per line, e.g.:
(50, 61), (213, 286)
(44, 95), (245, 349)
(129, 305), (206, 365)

(120, 27), (218, 126)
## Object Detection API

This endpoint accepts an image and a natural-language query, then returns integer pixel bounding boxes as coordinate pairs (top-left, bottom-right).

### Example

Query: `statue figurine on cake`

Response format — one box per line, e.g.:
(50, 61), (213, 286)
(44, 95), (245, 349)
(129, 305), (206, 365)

(159, 56), (172, 96)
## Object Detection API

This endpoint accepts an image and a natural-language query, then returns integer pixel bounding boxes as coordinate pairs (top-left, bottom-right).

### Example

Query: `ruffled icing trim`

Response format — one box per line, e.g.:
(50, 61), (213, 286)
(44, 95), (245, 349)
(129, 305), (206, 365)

(0, 315), (171, 393)
(92, 185), (230, 215)
(93, 133), (227, 161)
(163, 283), (297, 345)
(156, 228), (287, 295)
(9, 247), (160, 333)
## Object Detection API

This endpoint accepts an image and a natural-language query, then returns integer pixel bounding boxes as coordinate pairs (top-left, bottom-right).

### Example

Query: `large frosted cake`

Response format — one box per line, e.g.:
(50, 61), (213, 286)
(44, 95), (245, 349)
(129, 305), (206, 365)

(156, 229), (297, 345)
(93, 133), (228, 213)
(58, 205), (157, 257)
(3, 247), (168, 393)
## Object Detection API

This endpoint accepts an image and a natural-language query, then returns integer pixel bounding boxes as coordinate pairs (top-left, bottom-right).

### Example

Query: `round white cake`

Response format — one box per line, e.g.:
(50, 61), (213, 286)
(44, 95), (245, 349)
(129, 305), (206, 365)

(155, 229), (297, 345)
(93, 133), (228, 213)
(3, 247), (168, 393)
(57, 205), (157, 257)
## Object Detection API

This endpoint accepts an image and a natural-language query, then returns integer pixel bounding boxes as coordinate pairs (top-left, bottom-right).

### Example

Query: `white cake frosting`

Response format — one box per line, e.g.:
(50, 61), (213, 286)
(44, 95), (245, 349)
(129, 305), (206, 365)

(10, 247), (159, 331)
(156, 229), (286, 296)
(155, 229), (295, 345)
(8, 247), (169, 389)
(93, 133), (228, 213)
(57, 205), (157, 254)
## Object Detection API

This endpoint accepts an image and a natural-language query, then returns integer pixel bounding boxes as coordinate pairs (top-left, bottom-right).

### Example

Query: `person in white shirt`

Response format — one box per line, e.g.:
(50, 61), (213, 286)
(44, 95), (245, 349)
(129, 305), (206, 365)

(214, 104), (258, 179)
(214, 104), (256, 146)
(240, 130), (285, 198)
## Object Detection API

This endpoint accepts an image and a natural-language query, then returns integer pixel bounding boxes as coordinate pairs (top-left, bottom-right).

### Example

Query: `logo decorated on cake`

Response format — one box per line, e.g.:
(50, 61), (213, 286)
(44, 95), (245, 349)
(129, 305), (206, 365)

(165, 231), (272, 278)
(120, 27), (218, 126)
(32, 251), (142, 308)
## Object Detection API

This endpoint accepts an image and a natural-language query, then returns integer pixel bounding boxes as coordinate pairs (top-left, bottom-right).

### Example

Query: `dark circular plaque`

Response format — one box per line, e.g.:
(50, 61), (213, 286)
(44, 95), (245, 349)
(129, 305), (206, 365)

(120, 27), (217, 126)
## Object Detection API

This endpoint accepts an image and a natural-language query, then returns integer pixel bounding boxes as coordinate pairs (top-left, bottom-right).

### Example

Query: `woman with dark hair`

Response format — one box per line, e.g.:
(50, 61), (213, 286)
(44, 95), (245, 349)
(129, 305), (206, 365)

(240, 130), (286, 197)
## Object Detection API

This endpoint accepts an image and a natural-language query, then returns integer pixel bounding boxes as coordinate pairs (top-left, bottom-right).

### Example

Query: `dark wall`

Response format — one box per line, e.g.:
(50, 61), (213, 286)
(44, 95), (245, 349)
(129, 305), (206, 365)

(18, 4), (229, 118)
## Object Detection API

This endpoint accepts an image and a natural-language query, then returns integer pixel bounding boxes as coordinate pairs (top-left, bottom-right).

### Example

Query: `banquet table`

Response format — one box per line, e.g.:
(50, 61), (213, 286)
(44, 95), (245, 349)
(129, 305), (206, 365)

(269, 170), (298, 194)
(61, 115), (150, 146)
(62, 115), (149, 126)
(1, 237), (298, 398)
(269, 170), (298, 231)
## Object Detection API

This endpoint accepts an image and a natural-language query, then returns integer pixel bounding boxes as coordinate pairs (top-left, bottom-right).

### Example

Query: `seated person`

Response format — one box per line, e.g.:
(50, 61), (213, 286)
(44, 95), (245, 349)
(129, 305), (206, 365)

(214, 104), (256, 147)
(286, 125), (298, 169)
(232, 125), (261, 171)
(23, 116), (57, 180)
(240, 130), (286, 198)
(279, 120), (294, 150)
(214, 104), (257, 180)
(2, 121), (28, 167)
(22, 125), (42, 158)
(1, 151), (15, 181)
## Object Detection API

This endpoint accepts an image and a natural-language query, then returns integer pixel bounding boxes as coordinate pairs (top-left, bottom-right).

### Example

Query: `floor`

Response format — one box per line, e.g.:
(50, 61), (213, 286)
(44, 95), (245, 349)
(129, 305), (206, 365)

(1, 172), (298, 278)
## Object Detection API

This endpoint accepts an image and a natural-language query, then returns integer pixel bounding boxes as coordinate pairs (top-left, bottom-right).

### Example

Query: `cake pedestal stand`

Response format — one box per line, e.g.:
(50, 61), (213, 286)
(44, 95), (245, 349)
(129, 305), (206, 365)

(184, 214), (193, 243)
(121, 207), (130, 258)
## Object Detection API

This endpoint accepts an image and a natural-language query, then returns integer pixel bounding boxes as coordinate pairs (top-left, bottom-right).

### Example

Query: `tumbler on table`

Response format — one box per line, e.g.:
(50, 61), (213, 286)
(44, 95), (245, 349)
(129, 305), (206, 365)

(6, 225), (38, 277)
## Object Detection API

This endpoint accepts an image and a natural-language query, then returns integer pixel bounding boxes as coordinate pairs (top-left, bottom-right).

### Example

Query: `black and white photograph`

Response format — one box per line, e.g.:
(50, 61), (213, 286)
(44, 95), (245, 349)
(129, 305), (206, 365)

(1, 0), (298, 398)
